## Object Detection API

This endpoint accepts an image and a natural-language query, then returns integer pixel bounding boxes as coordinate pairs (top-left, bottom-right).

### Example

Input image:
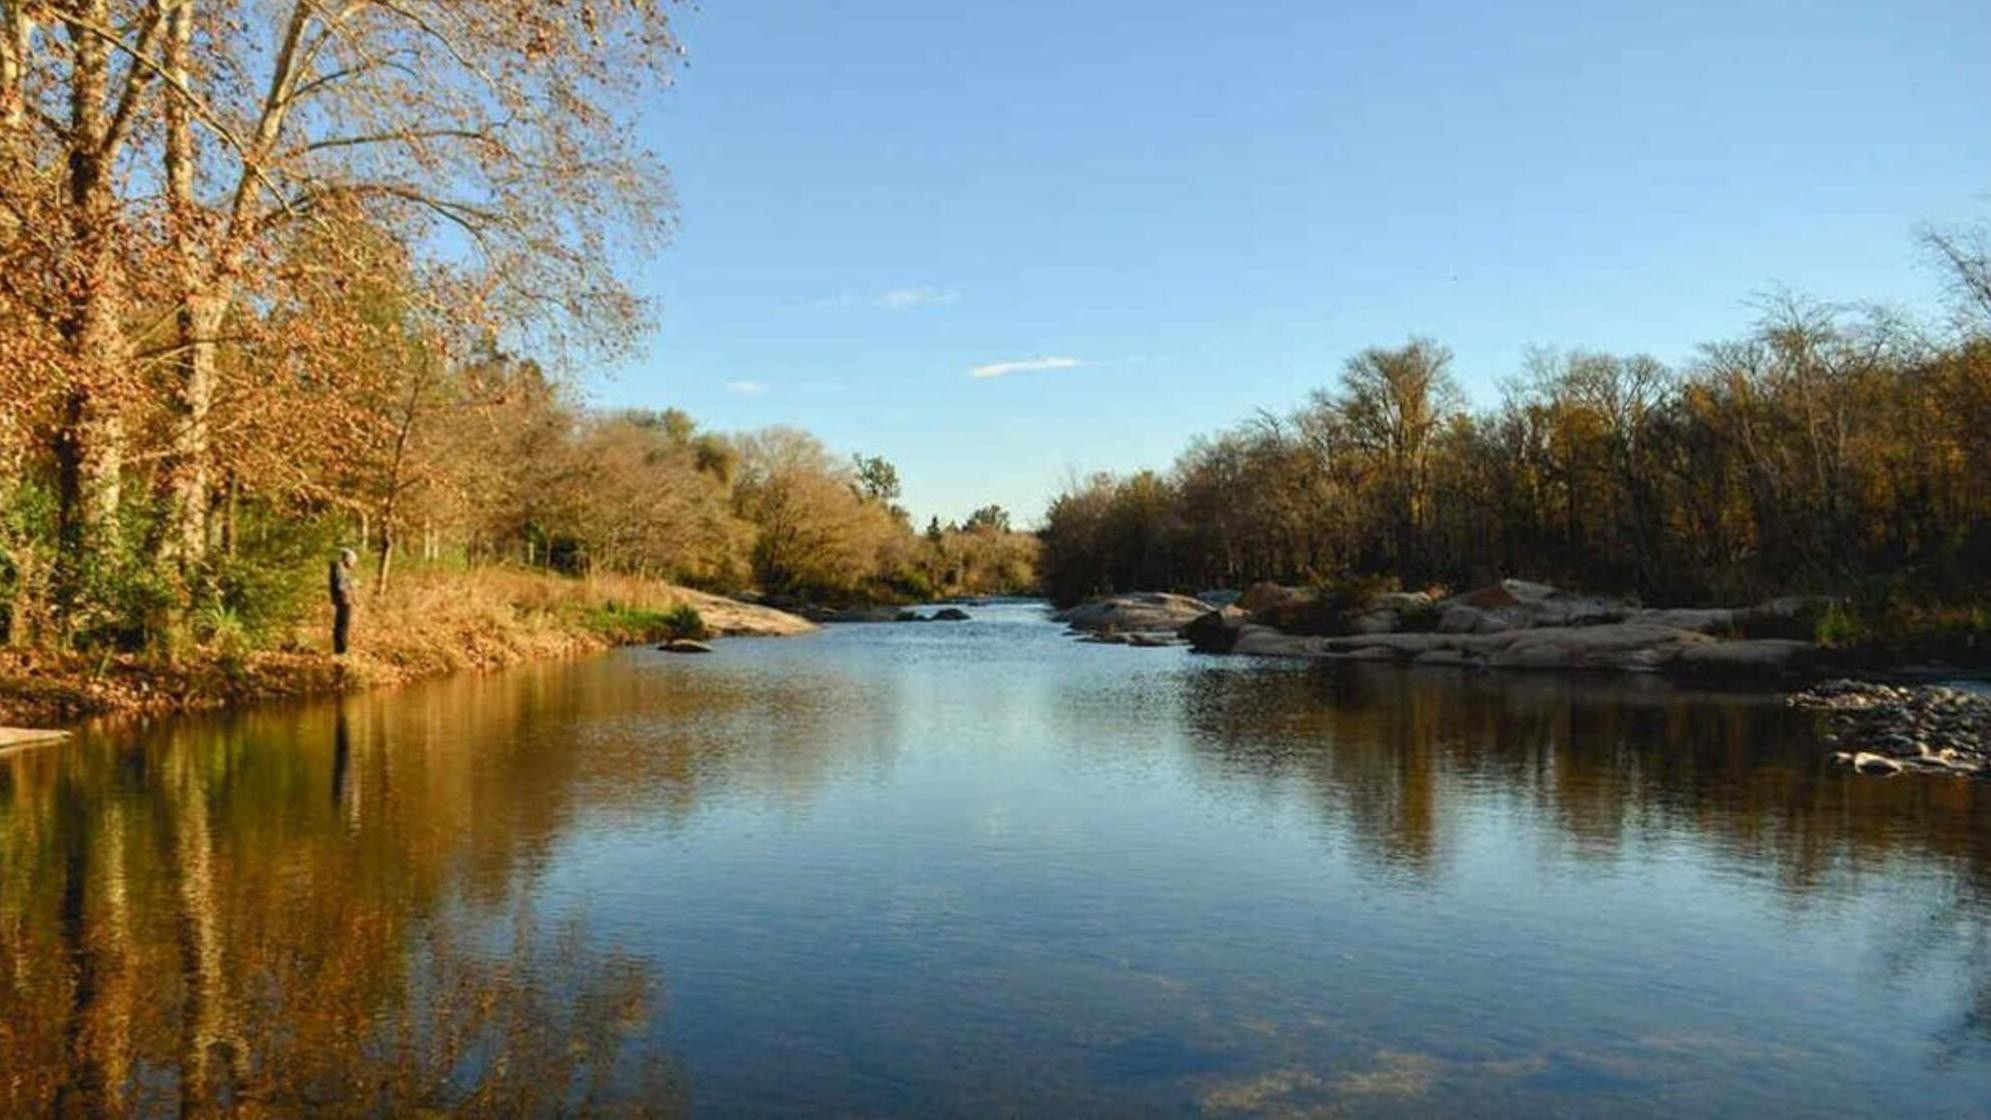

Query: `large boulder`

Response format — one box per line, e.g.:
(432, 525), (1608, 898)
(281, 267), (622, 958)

(930, 607), (972, 622)
(1058, 592), (1215, 634)
(1182, 606), (1251, 653)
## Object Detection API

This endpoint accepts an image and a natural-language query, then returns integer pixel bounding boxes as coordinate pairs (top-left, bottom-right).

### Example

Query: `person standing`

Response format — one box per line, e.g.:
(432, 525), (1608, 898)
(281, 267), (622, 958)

(329, 548), (359, 654)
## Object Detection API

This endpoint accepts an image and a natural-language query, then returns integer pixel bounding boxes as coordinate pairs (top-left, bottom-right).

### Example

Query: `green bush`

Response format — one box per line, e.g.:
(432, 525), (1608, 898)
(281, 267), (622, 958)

(196, 512), (343, 644)
(1813, 600), (1866, 649)
(662, 602), (709, 641)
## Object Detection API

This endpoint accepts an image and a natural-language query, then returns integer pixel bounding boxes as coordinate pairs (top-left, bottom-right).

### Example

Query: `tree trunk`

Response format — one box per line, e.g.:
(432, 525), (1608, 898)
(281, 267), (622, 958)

(164, 295), (224, 569)
(162, 1), (221, 577)
(373, 517), (395, 598)
(51, 0), (129, 626)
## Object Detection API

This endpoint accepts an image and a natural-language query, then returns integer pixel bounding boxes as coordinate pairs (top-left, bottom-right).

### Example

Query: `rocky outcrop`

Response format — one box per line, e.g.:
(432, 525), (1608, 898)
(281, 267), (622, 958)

(1180, 578), (1821, 680)
(1058, 592), (1215, 634)
(1791, 680), (1988, 778)
(656, 639), (714, 654)
(671, 588), (817, 637)
(931, 607), (972, 622)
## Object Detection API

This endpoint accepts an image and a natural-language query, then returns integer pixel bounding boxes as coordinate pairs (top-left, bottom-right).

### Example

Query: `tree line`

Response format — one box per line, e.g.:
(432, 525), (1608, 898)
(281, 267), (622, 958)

(0, 2), (1033, 652)
(1041, 230), (1991, 622)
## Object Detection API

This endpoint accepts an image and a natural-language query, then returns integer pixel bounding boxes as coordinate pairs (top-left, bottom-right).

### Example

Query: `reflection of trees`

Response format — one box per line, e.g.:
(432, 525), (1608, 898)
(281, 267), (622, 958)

(0, 665), (688, 1116)
(1177, 663), (1991, 1047)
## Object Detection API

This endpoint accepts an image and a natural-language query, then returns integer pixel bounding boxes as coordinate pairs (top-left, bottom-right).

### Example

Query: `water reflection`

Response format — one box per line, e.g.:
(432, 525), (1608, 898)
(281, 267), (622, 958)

(1177, 662), (1991, 1055)
(1177, 665), (1971, 875)
(4, 615), (1990, 1116)
(1, 677), (678, 1116)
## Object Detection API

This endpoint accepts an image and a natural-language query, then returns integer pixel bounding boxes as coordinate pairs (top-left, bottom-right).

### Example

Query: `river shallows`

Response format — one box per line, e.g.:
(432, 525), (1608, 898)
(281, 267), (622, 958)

(4, 601), (1989, 1116)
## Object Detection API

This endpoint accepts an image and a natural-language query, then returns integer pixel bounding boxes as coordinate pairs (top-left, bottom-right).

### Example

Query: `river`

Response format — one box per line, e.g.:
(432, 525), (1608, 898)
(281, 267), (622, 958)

(4, 600), (1989, 1116)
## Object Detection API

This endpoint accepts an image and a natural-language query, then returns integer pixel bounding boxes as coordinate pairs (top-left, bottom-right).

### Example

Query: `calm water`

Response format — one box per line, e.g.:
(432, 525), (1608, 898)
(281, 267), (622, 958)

(5, 601), (1990, 1117)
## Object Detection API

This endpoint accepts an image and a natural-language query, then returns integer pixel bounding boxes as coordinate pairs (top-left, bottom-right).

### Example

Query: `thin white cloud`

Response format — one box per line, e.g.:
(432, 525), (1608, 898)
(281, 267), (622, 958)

(807, 286), (961, 311)
(969, 356), (1085, 380)
(874, 286), (960, 310)
(725, 380), (768, 396)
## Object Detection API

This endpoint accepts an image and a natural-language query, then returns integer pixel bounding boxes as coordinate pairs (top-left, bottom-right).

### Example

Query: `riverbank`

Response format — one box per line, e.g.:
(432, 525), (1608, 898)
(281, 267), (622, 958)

(0, 568), (814, 726)
(1066, 579), (1989, 684)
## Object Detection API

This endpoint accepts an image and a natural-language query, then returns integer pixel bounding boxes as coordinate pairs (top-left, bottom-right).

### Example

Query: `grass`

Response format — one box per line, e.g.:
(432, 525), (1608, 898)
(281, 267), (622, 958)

(0, 566), (792, 725)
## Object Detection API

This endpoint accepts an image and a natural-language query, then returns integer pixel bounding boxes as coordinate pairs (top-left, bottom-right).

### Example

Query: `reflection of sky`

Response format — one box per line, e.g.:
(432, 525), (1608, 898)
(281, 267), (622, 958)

(518, 604), (1991, 1116)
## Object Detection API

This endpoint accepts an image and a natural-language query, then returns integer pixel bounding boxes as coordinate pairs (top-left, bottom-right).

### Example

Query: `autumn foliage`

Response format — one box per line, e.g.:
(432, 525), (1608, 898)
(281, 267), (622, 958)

(0, 2), (1033, 654)
(1042, 233), (1991, 638)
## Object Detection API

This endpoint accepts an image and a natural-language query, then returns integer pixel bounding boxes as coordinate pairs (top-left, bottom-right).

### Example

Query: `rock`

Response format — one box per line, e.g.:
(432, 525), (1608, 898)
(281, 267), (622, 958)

(1058, 592), (1215, 634)
(1182, 606), (1251, 653)
(666, 589), (817, 636)
(1438, 606), (1487, 634)
(896, 611), (927, 622)
(1197, 588), (1244, 608)
(1375, 591), (1434, 610)
(1482, 623), (1710, 672)
(1348, 609), (1400, 635)
(1641, 607), (1739, 633)
(1849, 752), (1903, 776)
(930, 607), (972, 622)
(1793, 680), (1990, 781)
(657, 639), (714, 654)
(1238, 581), (1303, 615)
(1230, 624), (1329, 658)
(1669, 639), (1814, 682)
(1414, 648), (1486, 668)
(1444, 578), (1558, 610)
(1320, 632), (1446, 658)
(1434, 580), (1634, 632)
(1124, 632), (1179, 648)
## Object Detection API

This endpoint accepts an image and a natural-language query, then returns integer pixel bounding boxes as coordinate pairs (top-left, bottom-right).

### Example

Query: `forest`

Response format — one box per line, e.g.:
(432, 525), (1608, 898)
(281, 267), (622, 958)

(0, 1), (1034, 663)
(1040, 231), (1991, 647)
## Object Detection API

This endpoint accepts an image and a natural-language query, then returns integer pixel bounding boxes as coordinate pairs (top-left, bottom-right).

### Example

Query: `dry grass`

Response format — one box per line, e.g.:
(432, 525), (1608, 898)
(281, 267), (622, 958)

(0, 567), (813, 725)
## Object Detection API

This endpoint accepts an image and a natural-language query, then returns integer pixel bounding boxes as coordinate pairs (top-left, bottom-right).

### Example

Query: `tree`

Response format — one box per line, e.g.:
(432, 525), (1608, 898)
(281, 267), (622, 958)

(1329, 337), (1464, 576)
(852, 455), (901, 504)
(1, 0), (683, 636)
(964, 505), (1010, 534)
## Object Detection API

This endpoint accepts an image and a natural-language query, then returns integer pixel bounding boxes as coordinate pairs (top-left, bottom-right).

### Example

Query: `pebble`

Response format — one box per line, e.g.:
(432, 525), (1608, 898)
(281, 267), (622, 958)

(1790, 679), (1989, 780)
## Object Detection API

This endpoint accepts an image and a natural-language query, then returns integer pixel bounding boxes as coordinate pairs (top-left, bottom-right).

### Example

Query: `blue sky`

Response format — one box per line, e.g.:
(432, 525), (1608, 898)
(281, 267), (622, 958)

(598, 0), (1991, 528)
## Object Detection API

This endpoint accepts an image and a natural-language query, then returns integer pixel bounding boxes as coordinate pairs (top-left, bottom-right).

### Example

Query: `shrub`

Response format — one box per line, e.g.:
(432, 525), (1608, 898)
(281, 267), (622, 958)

(1261, 572), (1397, 636)
(195, 511), (344, 645)
(662, 602), (709, 641)
(1813, 600), (1866, 649)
